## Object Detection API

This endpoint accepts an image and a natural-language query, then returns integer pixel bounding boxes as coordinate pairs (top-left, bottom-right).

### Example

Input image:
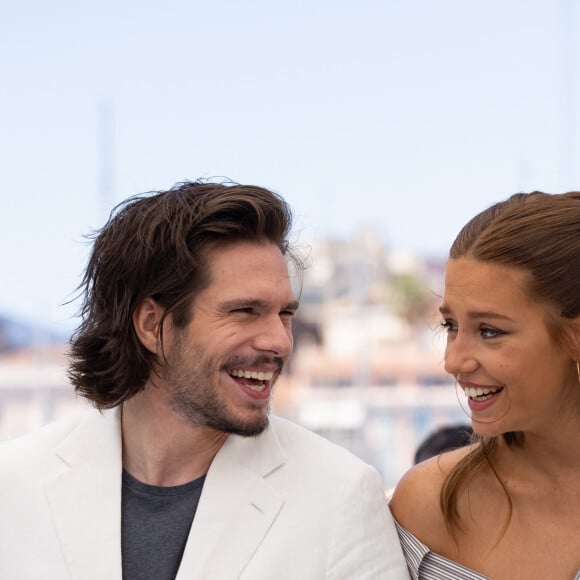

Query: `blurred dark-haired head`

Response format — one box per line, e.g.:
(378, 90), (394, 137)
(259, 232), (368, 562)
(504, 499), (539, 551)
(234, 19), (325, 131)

(414, 424), (473, 464)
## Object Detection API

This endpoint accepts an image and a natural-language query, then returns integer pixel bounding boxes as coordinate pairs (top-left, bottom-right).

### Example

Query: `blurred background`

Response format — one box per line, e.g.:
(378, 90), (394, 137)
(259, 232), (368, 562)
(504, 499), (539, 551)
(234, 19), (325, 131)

(0, 0), (578, 488)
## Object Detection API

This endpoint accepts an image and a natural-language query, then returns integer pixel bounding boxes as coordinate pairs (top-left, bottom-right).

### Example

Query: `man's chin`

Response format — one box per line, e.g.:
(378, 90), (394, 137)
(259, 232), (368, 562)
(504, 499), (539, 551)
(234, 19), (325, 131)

(224, 413), (270, 437)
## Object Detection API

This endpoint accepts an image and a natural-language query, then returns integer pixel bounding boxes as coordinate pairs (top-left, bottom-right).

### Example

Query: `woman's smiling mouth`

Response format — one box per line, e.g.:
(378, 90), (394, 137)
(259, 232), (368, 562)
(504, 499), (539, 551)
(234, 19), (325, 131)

(462, 384), (504, 402)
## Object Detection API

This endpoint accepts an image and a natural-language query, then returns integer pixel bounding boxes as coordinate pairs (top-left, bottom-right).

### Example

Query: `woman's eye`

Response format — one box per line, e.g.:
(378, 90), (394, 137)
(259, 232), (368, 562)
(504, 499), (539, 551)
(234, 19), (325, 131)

(480, 326), (504, 338)
(440, 320), (457, 332)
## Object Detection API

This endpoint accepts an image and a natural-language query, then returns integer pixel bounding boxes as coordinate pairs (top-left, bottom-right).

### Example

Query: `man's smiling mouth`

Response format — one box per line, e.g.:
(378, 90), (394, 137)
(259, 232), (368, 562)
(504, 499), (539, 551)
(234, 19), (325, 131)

(230, 369), (274, 381)
(228, 369), (274, 392)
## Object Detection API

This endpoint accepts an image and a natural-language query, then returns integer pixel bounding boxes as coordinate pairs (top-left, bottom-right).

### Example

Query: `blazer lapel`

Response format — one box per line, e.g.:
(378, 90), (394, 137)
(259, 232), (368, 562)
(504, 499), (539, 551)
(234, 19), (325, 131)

(45, 408), (123, 580)
(177, 421), (286, 580)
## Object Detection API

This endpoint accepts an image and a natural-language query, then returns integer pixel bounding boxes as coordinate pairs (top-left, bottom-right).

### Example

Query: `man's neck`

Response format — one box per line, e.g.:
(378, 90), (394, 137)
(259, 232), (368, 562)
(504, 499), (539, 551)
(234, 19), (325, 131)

(121, 388), (227, 486)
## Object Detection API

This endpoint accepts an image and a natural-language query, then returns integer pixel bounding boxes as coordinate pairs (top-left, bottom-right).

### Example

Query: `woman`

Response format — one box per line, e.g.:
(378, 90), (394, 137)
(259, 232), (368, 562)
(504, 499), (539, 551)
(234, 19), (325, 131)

(390, 191), (580, 579)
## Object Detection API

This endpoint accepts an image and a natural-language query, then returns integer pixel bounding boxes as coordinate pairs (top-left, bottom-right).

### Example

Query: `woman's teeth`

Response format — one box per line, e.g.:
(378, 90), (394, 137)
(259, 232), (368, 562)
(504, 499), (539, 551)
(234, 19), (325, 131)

(463, 386), (502, 401)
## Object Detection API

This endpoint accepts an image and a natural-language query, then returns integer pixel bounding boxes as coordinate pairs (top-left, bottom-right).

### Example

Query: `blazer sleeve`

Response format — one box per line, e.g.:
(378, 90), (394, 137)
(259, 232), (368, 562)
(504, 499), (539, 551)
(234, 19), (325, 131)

(325, 464), (410, 580)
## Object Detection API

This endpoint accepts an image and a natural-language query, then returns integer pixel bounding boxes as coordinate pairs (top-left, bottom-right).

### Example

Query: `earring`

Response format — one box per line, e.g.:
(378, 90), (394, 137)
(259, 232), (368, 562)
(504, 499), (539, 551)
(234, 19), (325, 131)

(576, 361), (580, 385)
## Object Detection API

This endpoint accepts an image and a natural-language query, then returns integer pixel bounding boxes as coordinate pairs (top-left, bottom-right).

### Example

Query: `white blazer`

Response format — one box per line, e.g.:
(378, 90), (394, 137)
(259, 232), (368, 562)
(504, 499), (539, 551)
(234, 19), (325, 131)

(0, 408), (409, 580)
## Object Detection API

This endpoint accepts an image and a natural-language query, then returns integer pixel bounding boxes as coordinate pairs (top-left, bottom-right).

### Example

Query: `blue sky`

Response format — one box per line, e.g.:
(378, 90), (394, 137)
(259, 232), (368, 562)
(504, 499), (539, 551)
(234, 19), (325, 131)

(1, 0), (578, 332)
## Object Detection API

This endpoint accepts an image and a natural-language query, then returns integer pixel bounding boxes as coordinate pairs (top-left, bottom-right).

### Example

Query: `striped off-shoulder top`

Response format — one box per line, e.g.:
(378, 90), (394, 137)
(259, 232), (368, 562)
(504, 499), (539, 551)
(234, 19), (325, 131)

(394, 519), (489, 579)
(395, 520), (580, 580)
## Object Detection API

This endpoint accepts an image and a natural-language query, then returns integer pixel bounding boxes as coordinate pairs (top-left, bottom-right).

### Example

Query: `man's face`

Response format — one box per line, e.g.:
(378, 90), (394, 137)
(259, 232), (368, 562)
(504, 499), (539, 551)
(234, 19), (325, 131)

(160, 241), (298, 436)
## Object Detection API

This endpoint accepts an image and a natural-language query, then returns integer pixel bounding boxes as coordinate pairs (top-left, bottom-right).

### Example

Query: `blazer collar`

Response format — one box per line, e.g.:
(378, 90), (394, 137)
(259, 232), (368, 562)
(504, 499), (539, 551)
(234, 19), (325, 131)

(176, 417), (288, 579)
(45, 408), (124, 580)
(44, 410), (288, 580)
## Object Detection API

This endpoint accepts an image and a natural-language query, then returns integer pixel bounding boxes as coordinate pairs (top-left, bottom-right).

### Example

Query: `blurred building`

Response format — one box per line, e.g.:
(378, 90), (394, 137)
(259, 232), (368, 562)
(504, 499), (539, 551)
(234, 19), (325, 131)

(0, 345), (88, 441)
(273, 230), (462, 486)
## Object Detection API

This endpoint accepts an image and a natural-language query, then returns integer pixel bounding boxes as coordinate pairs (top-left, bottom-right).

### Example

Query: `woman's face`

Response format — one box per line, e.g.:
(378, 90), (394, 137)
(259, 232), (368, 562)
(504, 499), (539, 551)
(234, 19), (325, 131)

(440, 257), (579, 437)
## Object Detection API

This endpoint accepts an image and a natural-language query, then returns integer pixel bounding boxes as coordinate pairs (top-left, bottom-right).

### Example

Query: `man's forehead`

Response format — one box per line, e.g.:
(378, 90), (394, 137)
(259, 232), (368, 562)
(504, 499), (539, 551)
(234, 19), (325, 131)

(199, 242), (294, 294)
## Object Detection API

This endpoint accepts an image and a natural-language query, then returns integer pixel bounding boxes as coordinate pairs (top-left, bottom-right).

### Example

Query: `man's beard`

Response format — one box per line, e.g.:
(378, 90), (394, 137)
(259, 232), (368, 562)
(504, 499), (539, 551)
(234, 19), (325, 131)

(162, 339), (282, 437)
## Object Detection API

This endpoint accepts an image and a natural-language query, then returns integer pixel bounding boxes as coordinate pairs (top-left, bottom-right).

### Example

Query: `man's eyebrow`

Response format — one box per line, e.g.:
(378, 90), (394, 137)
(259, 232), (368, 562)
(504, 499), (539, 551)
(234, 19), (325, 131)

(439, 305), (515, 322)
(219, 299), (300, 312)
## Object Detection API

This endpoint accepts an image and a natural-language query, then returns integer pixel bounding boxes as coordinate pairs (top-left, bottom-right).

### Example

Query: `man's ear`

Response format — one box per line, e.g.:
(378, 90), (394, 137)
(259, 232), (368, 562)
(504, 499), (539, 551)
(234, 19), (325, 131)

(133, 297), (165, 354)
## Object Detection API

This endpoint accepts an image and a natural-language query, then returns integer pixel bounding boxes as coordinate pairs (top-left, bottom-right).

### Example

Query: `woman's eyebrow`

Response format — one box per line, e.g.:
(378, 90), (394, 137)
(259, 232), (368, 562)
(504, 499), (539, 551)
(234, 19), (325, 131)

(439, 305), (514, 322)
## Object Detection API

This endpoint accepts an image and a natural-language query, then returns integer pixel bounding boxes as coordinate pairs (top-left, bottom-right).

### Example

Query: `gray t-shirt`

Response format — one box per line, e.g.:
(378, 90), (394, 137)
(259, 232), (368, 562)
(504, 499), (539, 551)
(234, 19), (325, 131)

(121, 469), (206, 580)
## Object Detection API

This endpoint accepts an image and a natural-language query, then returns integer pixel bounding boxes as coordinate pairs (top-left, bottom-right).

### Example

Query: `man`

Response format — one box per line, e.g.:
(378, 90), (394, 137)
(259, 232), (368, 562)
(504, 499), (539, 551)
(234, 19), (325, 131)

(0, 180), (409, 579)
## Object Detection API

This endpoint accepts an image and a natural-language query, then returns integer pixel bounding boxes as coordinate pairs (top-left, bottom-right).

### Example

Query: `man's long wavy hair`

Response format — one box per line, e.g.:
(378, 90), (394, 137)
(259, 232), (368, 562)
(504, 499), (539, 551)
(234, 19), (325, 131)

(68, 180), (297, 409)
(441, 190), (580, 535)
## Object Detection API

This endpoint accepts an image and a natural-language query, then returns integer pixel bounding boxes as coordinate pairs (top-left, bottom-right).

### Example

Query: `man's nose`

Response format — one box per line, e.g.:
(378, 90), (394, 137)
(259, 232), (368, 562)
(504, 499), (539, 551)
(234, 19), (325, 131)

(253, 315), (293, 358)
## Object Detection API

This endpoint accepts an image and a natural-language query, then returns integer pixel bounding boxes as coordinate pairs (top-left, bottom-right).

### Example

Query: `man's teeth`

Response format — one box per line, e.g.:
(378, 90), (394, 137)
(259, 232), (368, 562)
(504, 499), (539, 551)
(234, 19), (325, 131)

(230, 369), (274, 381)
(463, 386), (502, 400)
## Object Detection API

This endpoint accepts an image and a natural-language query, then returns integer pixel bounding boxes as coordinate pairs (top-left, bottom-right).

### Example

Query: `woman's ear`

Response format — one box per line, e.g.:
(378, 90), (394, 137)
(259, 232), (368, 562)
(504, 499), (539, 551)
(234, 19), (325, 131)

(562, 316), (580, 363)
(133, 297), (165, 354)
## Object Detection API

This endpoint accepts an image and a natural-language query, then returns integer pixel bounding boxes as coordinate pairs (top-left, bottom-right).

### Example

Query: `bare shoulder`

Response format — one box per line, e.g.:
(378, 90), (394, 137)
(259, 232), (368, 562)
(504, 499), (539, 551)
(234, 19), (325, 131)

(390, 445), (475, 543)
(389, 455), (447, 530)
